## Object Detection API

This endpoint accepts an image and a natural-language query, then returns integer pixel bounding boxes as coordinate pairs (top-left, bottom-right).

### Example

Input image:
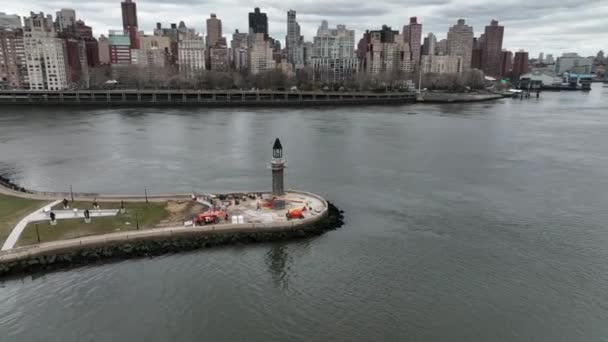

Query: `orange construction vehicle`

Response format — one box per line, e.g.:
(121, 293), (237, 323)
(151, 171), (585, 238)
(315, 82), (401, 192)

(286, 207), (307, 220)
(195, 210), (227, 225)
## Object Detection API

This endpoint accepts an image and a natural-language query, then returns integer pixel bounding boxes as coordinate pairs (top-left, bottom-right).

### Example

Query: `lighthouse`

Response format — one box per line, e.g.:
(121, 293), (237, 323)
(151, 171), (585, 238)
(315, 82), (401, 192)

(271, 138), (285, 196)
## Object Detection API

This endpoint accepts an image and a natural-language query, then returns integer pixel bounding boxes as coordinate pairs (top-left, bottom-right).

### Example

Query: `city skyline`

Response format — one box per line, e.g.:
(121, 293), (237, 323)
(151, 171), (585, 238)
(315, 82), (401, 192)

(2, 0), (606, 57)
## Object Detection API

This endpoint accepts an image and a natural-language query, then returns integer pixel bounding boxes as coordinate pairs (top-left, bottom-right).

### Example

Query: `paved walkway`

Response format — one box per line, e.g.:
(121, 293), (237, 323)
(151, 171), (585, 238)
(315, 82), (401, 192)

(2, 200), (60, 251)
(1, 202), (119, 251)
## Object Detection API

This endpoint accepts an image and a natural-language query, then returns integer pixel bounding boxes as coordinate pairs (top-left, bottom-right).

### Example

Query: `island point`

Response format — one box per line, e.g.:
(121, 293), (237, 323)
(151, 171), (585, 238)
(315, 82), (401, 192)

(0, 138), (344, 277)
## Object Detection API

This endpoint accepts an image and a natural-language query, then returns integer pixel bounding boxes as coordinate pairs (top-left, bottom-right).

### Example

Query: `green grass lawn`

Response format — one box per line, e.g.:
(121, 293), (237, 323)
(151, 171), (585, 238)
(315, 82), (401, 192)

(17, 201), (168, 247)
(0, 193), (49, 247)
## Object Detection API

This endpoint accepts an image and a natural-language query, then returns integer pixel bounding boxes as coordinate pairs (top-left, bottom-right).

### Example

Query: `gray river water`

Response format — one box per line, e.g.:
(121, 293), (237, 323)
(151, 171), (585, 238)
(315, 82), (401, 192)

(1, 87), (607, 341)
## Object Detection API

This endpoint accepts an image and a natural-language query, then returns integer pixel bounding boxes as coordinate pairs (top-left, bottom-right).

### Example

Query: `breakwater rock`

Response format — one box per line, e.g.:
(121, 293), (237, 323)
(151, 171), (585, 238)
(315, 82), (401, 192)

(0, 202), (344, 278)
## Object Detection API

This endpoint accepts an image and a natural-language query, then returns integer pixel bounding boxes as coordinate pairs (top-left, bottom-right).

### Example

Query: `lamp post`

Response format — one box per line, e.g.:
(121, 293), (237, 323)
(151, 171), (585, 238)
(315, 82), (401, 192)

(144, 187), (148, 203)
(35, 223), (40, 243)
(70, 184), (74, 203)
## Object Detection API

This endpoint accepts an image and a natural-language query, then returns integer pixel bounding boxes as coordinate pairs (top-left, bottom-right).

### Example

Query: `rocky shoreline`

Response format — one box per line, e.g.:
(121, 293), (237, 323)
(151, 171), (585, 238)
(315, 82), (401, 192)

(0, 202), (344, 278)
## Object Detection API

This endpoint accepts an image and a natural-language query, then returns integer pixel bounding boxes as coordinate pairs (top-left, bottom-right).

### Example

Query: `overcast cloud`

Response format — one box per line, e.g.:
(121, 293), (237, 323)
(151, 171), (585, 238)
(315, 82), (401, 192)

(3, 0), (606, 56)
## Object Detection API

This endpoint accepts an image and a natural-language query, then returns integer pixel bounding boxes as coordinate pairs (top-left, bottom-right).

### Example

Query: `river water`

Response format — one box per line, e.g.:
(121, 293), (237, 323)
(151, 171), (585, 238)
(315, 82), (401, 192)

(1, 87), (607, 341)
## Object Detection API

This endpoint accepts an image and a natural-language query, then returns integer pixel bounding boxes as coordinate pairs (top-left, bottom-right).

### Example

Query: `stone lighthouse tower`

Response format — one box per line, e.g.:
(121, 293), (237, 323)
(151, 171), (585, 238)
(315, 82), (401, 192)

(271, 138), (285, 196)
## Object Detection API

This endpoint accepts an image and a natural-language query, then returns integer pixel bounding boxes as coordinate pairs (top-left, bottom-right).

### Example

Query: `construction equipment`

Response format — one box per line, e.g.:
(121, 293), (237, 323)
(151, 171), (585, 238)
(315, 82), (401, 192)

(286, 207), (307, 220)
(195, 210), (227, 225)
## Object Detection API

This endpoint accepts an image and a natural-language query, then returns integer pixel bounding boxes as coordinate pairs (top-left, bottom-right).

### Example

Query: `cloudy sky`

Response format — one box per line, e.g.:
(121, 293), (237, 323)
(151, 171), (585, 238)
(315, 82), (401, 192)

(4, 0), (607, 57)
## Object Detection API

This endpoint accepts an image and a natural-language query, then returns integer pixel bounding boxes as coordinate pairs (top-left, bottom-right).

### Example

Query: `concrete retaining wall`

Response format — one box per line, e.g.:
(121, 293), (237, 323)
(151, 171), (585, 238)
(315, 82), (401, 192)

(417, 92), (503, 103)
(0, 90), (416, 107)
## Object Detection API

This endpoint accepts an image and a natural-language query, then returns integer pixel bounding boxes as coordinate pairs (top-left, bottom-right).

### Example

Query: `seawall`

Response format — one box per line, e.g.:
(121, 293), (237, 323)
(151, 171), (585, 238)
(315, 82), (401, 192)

(416, 92), (503, 103)
(0, 185), (344, 278)
(0, 90), (416, 107)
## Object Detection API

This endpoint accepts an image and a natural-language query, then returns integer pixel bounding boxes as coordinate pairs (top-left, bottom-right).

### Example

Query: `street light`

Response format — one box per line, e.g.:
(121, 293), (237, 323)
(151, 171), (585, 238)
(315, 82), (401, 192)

(144, 187), (148, 203)
(35, 223), (40, 243)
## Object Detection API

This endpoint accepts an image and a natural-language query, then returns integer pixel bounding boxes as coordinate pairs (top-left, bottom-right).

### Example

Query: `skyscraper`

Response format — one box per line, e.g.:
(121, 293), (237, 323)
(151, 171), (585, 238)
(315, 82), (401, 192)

(481, 20), (504, 77)
(447, 19), (474, 71)
(402, 17), (422, 65)
(422, 33), (436, 56)
(512, 50), (529, 77)
(121, 0), (138, 29)
(55, 8), (76, 32)
(206, 14), (222, 47)
(248, 7), (267, 37)
(121, 0), (139, 49)
(286, 10), (303, 67)
(538, 52), (544, 63)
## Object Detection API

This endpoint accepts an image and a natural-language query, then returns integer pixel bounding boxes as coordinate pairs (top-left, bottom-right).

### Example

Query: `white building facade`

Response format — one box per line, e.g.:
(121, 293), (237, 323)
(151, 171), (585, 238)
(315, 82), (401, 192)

(311, 21), (358, 82)
(248, 33), (275, 74)
(23, 13), (68, 90)
(178, 36), (206, 77)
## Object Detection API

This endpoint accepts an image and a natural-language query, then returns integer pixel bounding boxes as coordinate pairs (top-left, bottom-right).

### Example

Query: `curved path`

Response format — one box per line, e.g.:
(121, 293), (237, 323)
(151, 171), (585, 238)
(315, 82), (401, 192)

(1, 200), (61, 251)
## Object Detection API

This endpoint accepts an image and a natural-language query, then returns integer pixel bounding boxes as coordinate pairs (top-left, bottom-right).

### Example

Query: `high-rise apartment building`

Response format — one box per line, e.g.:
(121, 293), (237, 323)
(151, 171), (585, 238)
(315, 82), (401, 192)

(286, 10), (303, 67)
(436, 39), (447, 55)
(500, 50), (513, 77)
(0, 29), (24, 89)
(23, 12), (68, 90)
(402, 17), (422, 65)
(135, 35), (171, 68)
(422, 33), (436, 56)
(512, 50), (529, 77)
(359, 26), (411, 74)
(538, 52), (544, 64)
(471, 40), (483, 69)
(206, 14), (222, 48)
(481, 20), (504, 77)
(248, 32), (275, 74)
(178, 35), (205, 77)
(0, 12), (22, 29)
(311, 21), (357, 82)
(447, 19), (474, 71)
(152, 22), (182, 65)
(209, 46), (229, 71)
(421, 54), (463, 74)
(231, 29), (249, 70)
(545, 54), (554, 64)
(248, 7), (267, 37)
(121, 0), (139, 49)
(56, 9), (76, 33)
(98, 35), (110, 64)
(60, 34), (89, 87)
(108, 30), (131, 65)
